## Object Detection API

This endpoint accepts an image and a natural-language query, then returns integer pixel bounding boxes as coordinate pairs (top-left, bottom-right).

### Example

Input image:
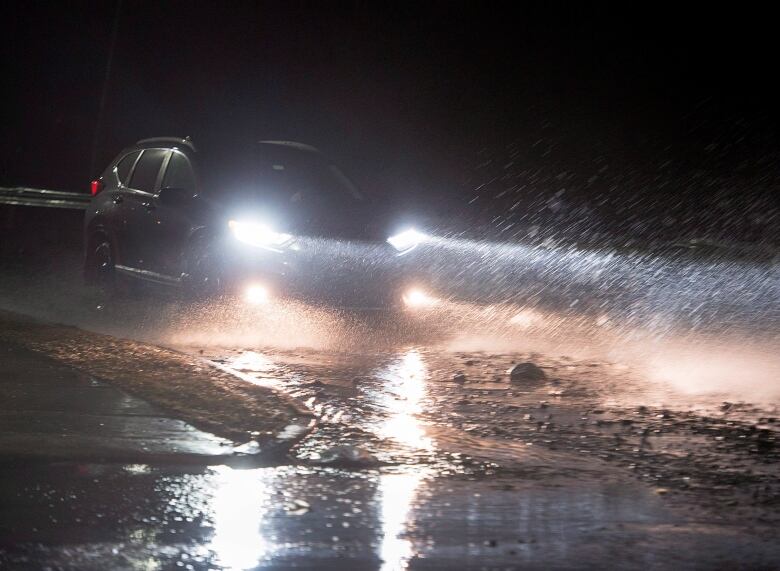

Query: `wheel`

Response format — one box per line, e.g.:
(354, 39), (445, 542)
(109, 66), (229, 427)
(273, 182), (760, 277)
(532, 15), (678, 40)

(85, 233), (116, 289)
(182, 235), (223, 299)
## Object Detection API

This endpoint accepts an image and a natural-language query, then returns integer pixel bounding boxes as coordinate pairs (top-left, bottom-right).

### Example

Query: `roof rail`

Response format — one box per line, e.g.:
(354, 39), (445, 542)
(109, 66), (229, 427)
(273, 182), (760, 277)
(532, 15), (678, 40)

(257, 140), (321, 154)
(135, 136), (196, 151)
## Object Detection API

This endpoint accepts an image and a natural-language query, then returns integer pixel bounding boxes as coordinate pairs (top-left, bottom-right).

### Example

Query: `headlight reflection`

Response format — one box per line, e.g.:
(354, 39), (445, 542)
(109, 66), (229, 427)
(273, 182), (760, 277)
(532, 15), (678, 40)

(208, 466), (270, 571)
(375, 349), (433, 450)
(378, 472), (424, 571)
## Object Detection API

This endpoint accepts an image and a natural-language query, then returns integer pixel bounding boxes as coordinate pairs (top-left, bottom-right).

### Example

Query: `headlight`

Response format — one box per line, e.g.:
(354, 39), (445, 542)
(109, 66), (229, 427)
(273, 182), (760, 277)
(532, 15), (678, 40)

(387, 228), (426, 254)
(402, 287), (439, 308)
(229, 220), (293, 251)
(244, 283), (270, 304)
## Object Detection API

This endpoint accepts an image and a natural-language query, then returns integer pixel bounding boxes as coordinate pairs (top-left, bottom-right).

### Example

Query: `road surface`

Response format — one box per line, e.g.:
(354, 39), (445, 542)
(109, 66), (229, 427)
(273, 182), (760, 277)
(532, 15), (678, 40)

(0, 244), (778, 569)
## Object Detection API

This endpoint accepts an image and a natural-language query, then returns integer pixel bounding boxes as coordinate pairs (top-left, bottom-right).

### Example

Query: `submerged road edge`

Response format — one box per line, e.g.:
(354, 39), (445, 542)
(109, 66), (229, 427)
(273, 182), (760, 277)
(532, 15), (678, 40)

(0, 310), (316, 461)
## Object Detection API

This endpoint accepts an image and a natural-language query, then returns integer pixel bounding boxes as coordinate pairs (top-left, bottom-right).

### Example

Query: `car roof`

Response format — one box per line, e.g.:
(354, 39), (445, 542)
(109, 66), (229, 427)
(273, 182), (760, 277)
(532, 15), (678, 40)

(131, 138), (323, 157)
(135, 137), (196, 152)
(257, 140), (323, 154)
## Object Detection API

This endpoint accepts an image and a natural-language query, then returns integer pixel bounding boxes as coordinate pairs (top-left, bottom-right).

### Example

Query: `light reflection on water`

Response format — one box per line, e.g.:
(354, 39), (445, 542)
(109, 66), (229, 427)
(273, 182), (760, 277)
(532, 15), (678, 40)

(373, 350), (432, 569)
(207, 465), (270, 570)
(229, 351), (277, 375)
(378, 471), (424, 571)
(201, 465), (426, 570)
(200, 349), (435, 569)
(374, 349), (433, 451)
(219, 350), (282, 389)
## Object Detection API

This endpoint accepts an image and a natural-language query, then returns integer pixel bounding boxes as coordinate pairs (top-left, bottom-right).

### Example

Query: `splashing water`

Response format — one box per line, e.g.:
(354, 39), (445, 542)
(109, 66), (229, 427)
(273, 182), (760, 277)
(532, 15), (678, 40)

(0, 234), (776, 402)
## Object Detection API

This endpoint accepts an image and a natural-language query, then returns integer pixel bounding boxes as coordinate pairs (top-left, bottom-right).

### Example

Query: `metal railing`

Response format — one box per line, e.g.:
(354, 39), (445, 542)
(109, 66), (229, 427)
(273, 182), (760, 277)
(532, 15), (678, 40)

(0, 187), (91, 210)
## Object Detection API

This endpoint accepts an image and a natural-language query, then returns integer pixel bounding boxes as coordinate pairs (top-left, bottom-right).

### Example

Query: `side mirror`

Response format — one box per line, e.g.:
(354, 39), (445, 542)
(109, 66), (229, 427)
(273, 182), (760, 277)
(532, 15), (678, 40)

(158, 187), (197, 207)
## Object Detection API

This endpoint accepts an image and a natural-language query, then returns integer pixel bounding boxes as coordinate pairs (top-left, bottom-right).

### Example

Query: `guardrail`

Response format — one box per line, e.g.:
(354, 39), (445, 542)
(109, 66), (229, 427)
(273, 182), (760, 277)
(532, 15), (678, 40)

(0, 187), (91, 210)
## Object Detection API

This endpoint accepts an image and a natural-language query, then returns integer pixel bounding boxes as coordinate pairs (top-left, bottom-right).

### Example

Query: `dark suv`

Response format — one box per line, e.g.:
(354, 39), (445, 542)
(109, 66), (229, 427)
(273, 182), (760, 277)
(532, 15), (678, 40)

(84, 137), (436, 308)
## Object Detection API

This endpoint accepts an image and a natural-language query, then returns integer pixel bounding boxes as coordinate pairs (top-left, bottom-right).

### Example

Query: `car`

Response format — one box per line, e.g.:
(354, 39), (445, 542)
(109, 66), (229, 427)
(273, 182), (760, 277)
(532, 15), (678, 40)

(83, 137), (437, 308)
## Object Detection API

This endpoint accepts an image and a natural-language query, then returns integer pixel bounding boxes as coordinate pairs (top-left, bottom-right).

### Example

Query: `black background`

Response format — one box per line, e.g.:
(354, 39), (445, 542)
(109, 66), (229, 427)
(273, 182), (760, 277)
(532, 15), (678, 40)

(2, 2), (778, 243)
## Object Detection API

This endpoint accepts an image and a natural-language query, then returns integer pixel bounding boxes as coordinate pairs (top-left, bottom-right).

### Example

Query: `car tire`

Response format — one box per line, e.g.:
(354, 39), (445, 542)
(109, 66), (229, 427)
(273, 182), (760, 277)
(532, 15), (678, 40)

(182, 235), (223, 299)
(85, 232), (146, 299)
(85, 233), (116, 289)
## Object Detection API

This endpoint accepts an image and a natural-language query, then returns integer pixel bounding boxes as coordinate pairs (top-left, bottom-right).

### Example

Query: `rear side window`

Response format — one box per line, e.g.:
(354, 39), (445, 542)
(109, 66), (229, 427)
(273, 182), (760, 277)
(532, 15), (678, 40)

(129, 149), (168, 193)
(115, 151), (141, 185)
(162, 152), (196, 190)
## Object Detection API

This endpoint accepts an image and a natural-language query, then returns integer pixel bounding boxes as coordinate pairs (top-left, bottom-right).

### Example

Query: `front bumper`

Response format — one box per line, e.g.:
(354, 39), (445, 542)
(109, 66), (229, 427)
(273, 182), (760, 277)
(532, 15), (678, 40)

(218, 236), (427, 309)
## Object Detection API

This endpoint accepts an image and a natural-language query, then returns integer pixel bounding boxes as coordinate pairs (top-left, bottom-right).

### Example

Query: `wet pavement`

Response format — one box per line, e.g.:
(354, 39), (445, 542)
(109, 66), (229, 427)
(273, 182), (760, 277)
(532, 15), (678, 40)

(0, 343), (233, 462)
(1, 333), (779, 569)
(4, 460), (780, 571)
(0, 249), (778, 569)
(197, 345), (779, 516)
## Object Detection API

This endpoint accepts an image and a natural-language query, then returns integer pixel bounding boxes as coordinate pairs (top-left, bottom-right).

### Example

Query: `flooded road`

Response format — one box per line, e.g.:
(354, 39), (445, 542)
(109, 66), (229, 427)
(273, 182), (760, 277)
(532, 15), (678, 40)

(10, 460), (768, 570)
(1, 243), (778, 569)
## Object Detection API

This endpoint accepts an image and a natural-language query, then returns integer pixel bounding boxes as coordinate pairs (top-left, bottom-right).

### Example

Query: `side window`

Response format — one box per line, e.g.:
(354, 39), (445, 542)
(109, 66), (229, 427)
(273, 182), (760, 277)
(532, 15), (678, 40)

(162, 152), (196, 190)
(114, 151), (141, 185)
(129, 149), (168, 193)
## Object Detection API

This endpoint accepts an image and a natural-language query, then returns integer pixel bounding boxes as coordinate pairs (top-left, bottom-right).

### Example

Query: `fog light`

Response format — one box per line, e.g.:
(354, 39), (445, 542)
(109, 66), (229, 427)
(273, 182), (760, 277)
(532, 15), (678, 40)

(245, 283), (270, 305)
(402, 288), (438, 308)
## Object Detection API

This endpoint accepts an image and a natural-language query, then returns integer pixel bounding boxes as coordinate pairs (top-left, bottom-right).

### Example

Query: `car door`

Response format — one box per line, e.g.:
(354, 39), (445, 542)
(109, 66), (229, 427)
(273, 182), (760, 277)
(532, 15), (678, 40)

(121, 148), (170, 272)
(105, 150), (142, 265)
(147, 150), (199, 278)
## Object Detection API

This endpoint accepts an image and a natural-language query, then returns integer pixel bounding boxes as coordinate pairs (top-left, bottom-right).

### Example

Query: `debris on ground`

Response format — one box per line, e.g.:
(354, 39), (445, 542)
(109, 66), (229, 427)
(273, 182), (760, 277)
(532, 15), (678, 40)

(284, 499), (311, 515)
(233, 440), (262, 455)
(315, 445), (379, 468)
(509, 362), (546, 383)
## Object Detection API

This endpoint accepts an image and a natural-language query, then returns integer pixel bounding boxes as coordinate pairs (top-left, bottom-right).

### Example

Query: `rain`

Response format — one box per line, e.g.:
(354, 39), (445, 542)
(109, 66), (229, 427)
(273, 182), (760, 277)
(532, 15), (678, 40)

(1, 3), (778, 570)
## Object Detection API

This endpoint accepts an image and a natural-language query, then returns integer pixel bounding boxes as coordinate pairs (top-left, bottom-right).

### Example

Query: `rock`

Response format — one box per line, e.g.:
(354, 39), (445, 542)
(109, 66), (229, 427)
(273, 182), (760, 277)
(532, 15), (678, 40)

(233, 440), (262, 455)
(316, 445), (379, 468)
(284, 498), (311, 515)
(453, 372), (467, 384)
(277, 424), (309, 441)
(508, 362), (546, 383)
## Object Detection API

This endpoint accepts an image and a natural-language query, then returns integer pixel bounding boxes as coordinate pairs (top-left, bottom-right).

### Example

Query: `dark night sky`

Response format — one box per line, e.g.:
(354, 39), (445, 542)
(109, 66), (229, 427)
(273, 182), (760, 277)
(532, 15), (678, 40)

(2, 2), (778, 242)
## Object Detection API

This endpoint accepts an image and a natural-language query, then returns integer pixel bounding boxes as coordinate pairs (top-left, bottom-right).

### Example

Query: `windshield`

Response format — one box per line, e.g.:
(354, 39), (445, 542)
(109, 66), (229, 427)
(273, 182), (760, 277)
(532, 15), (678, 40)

(201, 144), (364, 211)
